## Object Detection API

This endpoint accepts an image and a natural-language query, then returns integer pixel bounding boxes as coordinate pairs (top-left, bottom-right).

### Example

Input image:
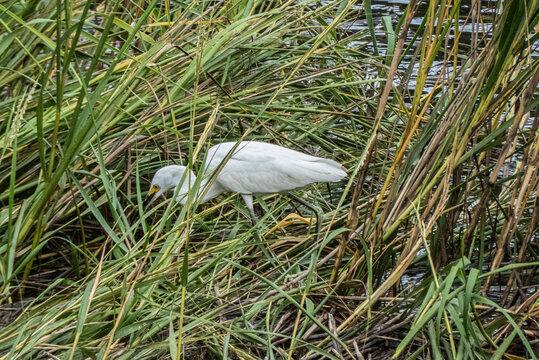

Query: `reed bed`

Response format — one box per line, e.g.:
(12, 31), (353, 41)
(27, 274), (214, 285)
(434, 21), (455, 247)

(0, 0), (538, 358)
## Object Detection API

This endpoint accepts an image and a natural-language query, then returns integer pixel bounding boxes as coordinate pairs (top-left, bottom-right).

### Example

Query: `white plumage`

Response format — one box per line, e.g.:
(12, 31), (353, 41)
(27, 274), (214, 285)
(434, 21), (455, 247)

(148, 141), (346, 215)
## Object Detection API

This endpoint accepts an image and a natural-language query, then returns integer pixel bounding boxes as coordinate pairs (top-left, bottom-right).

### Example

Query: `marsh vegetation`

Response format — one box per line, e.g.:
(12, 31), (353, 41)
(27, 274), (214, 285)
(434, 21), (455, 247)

(0, 0), (538, 358)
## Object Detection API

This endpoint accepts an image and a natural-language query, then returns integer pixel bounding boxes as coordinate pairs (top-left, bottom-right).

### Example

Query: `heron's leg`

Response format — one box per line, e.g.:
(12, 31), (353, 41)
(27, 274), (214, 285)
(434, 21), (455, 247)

(287, 193), (322, 242)
(241, 194), (279, 266)
(241, 194), (257, 226)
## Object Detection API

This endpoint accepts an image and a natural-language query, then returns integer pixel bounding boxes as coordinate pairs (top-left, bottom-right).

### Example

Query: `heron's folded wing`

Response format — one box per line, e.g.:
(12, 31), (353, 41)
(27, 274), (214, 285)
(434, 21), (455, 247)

(217, 156), (345, 194)
(205, 141), (345, 194)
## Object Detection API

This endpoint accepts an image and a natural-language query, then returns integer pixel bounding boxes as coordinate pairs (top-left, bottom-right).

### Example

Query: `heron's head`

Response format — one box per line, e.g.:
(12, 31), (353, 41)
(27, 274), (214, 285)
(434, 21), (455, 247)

(148, 165), (191, 198)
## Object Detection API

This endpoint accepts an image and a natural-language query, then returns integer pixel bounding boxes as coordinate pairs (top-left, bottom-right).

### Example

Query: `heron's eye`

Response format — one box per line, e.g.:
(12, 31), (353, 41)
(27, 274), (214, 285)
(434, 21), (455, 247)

(148, 185), (160, 196)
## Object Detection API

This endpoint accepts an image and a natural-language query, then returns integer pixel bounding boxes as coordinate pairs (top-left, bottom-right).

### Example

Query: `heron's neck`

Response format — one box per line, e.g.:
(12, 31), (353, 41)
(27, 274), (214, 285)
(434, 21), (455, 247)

(177, 176), (223, 204)
(198, 177), (224, 203)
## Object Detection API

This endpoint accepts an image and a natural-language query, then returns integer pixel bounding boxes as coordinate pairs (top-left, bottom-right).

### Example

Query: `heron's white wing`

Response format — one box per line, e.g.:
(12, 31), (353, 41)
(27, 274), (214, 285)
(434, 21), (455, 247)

(205, 141), (345, 194)
(206, 141), (337, 166)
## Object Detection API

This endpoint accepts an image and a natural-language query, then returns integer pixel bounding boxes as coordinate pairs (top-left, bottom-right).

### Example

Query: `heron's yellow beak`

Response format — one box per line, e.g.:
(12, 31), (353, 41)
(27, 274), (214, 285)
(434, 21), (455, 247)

(148, 185), (159, 196)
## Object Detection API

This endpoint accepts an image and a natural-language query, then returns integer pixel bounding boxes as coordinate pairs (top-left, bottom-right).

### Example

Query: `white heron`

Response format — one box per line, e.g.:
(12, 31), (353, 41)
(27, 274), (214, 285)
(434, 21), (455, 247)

(148, 141), (346, 228)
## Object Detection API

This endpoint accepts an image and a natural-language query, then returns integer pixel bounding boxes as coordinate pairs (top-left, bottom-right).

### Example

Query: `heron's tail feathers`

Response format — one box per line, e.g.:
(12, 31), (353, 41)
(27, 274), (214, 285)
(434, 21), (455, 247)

(291, 158), (346, 183)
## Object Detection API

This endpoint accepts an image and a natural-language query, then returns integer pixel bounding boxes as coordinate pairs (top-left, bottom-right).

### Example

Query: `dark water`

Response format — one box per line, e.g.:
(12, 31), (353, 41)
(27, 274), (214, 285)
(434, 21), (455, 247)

(347, 0), (501, 95)
(341, 0), (537, 130)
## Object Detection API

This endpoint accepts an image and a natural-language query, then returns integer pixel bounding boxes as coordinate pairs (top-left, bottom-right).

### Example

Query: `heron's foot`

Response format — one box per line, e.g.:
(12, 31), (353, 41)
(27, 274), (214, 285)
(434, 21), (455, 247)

(265, 213), (317, 236)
